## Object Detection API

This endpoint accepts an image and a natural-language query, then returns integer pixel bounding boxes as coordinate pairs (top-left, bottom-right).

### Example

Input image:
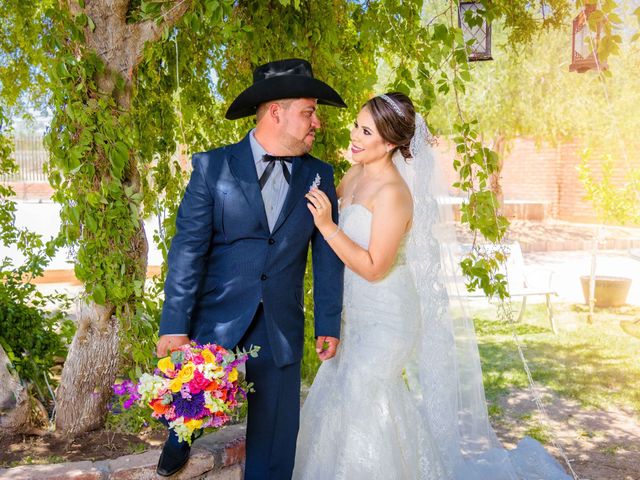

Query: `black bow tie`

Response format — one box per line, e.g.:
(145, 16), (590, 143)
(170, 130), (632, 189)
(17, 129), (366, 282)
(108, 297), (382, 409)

(259, 154), (295, 189)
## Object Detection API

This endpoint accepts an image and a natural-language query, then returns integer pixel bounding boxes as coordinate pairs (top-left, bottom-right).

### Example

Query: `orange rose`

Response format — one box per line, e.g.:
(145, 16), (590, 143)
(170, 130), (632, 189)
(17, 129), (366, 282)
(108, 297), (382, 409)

(205, 380), (219, 392)
(150, 398), (171, 415)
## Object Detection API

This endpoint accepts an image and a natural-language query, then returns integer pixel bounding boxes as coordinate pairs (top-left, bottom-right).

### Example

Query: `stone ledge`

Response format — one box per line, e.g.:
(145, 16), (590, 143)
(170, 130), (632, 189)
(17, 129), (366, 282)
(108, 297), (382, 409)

(0, 424), (246, 480)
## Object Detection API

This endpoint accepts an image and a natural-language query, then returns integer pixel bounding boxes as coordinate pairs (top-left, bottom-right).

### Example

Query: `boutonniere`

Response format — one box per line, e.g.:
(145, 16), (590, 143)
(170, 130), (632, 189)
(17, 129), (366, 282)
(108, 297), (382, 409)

(309, 173), (321, 191)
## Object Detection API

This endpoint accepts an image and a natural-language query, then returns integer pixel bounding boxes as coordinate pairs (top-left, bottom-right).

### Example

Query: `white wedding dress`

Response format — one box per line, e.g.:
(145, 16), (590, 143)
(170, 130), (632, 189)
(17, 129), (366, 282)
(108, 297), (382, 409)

(293, 203), (573, 480)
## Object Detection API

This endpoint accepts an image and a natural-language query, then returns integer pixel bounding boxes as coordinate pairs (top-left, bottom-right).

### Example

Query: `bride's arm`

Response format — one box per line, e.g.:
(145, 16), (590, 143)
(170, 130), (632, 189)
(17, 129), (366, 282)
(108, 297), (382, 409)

(306, 185), (411, 282)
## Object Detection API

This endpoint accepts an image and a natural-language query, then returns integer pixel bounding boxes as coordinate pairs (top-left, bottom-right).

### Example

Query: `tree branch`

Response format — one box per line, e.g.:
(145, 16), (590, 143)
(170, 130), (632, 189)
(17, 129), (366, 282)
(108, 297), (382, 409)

(135, 0), (193, 51)
(67, 0), (129, 21)
(64, 0), (192, 100)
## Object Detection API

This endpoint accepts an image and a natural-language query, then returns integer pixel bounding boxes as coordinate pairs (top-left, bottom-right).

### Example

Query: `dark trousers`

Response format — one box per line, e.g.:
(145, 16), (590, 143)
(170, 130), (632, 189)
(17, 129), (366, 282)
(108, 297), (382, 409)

(237, 304), (301, 480)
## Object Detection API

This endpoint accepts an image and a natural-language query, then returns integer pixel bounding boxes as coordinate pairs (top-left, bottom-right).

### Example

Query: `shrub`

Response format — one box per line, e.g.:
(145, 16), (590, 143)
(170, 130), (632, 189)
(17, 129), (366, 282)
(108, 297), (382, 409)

(0, 263), (73, 404)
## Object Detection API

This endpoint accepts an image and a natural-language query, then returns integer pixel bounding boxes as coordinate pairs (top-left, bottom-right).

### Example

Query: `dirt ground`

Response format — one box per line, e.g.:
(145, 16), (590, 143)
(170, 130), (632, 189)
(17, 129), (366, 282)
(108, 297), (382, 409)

(2, 391), (638, 479)
(0, 428), (166, 468)
(494, 387), (640, 480)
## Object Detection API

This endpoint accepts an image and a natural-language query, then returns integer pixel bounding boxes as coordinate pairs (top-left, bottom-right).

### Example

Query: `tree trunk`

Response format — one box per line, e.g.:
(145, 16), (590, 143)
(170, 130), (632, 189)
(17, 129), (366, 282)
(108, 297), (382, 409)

(54, 0), (191, 435)
(0, 344), (30, 436)
(55, 302), (119, 434)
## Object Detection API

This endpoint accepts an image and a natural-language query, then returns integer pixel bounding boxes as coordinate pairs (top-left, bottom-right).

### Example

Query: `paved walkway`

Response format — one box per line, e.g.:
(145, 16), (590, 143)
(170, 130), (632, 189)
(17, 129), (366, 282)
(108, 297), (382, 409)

(524, 249), (640, 306)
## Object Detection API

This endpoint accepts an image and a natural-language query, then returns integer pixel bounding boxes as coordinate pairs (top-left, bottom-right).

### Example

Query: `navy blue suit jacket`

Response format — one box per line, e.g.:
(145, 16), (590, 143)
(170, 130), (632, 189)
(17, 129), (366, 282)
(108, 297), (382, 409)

(159, 132), (344, 366)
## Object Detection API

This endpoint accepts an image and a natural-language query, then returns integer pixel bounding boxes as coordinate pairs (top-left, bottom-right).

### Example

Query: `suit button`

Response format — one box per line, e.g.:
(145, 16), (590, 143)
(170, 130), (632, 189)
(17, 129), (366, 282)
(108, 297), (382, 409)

(261, 274), (268, 281)
(268, 238), (275, 245)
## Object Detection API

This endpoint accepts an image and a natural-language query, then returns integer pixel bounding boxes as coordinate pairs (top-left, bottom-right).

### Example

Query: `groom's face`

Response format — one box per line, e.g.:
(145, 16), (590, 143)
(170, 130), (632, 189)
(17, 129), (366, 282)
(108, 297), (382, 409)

(277, 98), (321, 155)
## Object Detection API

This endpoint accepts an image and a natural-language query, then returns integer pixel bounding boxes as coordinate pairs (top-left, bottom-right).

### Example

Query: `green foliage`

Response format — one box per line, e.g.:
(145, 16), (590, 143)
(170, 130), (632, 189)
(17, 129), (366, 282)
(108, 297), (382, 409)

(580, 0), (626, 65)
(301, 255), (320, 385)
(105, 401), (157, 435)
(44, 34), (145, 309)
(0, 271), (73, 404)
(3, 0), (638, 397)
(0, 107), (72, 404)
(460, 252), (509, 300)
(119, 277), (163, 377)
(578, 151), (640, 225)
(432, 14), (640, 151)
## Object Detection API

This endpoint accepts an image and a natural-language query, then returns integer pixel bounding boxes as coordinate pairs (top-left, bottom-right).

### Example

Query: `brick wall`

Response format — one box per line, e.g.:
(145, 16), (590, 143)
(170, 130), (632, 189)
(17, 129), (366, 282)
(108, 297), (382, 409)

(434, 137), (639, 225)
(6, 181), (54, 200)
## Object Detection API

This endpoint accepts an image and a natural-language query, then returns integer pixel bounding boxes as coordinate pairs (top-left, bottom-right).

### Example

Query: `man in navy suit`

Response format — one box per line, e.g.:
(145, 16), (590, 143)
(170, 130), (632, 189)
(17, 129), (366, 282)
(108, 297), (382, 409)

(155, 58), (346, 479)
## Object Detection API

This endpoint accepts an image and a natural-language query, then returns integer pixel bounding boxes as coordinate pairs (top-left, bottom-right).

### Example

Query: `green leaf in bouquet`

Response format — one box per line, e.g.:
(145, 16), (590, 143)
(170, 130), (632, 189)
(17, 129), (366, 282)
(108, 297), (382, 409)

(170, 350), (185, 364)
(161, 392), (172, 405)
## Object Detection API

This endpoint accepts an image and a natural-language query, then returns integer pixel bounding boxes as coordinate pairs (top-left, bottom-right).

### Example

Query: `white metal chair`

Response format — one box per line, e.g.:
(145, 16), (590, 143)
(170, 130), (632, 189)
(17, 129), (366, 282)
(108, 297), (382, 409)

(457, 242), (558, 334)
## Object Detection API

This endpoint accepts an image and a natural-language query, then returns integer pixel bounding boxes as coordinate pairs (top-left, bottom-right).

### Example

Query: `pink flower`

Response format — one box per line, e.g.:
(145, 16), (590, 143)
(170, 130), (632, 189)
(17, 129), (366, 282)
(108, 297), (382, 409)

(188, 370), (210, 394)
(191, 354), (205, 365)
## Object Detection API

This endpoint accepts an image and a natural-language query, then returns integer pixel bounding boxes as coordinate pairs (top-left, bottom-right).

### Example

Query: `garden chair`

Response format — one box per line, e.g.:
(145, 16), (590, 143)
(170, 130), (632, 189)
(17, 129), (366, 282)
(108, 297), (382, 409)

(455, 241), (558, 334)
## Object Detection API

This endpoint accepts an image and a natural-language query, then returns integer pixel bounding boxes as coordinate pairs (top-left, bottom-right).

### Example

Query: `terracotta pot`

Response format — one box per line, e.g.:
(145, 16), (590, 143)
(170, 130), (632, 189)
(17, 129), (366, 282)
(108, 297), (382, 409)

(580, 275), (632, 308)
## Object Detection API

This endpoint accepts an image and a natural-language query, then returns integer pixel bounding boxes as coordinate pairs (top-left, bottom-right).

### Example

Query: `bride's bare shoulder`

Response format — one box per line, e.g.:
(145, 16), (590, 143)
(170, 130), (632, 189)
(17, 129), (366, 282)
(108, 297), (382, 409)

(374, 177), (413, 212)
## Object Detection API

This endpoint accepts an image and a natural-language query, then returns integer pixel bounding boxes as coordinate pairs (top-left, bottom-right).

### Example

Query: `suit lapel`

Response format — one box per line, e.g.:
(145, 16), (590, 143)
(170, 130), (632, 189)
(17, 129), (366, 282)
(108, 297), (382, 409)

(228, 134), (270, 233)
(272, 155), (312, 234)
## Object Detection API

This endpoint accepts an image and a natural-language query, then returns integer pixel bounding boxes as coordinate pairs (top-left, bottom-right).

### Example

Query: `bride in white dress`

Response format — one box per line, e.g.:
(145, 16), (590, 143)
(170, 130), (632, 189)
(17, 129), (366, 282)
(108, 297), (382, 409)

(295, 92), (572, 480)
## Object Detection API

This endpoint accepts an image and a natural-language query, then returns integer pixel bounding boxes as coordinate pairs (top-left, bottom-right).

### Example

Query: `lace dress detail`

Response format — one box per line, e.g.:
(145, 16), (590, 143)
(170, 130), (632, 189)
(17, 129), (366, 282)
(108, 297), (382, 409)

(293, 204), (571, 480)
(294, 204), (446, 479)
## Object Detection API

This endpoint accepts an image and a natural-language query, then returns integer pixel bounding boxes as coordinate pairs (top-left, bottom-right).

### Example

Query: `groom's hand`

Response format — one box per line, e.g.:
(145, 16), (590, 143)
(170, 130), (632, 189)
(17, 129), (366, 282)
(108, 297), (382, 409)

(316, 336), (339, 361)
(156, 335), (191, 357)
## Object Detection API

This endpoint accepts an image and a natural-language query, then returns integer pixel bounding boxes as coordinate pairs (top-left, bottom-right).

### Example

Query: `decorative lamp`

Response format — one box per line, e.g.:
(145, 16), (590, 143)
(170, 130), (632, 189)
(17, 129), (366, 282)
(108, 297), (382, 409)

(570, 4), (607, 73)
(458, 1), (493, 62)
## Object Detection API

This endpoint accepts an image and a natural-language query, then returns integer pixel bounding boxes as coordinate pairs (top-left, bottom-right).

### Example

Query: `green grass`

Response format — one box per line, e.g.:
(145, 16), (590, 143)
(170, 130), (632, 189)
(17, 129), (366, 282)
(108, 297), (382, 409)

(600, 444), (623, 456)
(301, 252), (640, 419)
(523, 423), (552, 443)
(474, 302), (640, 415)
(5, 455), (66, 467)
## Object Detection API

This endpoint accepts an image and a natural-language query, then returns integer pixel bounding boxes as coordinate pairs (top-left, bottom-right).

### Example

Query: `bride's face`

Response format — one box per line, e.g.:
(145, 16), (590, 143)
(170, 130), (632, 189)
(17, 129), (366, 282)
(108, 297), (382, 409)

(349, 107), (392, 164)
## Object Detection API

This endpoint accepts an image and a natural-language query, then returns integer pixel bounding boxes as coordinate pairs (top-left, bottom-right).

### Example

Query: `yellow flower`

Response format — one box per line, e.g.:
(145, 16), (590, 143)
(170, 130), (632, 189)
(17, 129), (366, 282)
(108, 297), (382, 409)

(157, 357), (174, 375)
(169, 377), (183, 393)
(177, 363), (195, 384)
(228, 368), (238, 383)
(201, 349), (215, 364)
(186, 418), (203, 430)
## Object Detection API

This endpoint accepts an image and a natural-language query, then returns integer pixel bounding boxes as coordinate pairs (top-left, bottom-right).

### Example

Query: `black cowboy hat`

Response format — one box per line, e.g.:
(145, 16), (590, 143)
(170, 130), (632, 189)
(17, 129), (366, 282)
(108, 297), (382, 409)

(225, 58), (347, 120)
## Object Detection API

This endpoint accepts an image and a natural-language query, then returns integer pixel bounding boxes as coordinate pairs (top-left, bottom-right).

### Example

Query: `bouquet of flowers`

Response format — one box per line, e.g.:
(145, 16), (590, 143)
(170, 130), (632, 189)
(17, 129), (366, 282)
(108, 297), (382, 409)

(112, 342), (259, 444)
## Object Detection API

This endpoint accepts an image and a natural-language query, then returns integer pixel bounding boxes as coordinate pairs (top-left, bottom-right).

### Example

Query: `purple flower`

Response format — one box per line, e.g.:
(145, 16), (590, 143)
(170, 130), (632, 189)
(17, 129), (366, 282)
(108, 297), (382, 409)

(113, 380), (132, 396)
(228, 357), (246, 369)
(172, 391), (205, 419)
(113, 384), (125, 395)
(209, 414), (229, 428)
(180, 385), (193, 399)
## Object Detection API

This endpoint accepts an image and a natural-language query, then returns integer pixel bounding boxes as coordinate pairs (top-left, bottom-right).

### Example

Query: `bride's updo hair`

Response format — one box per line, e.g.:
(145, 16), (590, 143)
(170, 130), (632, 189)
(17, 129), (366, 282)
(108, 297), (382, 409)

(364, 92), (415, 159)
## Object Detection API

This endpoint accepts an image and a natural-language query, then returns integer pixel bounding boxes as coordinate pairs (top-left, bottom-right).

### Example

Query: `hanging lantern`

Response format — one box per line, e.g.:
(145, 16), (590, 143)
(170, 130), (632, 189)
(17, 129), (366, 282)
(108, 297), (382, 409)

(570, 4), (607, 73)
(458, 1), (493, 62)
